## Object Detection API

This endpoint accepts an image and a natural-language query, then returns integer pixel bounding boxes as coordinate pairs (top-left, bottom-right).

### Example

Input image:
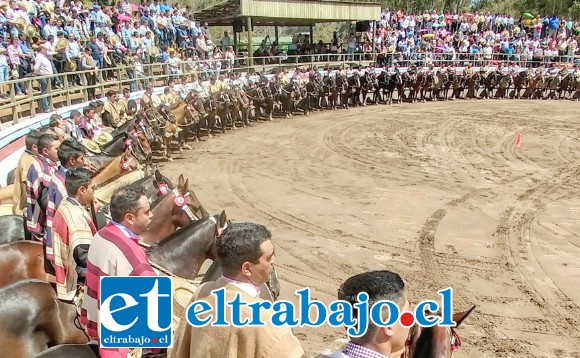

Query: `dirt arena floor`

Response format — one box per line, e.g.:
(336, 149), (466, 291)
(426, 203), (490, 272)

(160, 100), (580, 358)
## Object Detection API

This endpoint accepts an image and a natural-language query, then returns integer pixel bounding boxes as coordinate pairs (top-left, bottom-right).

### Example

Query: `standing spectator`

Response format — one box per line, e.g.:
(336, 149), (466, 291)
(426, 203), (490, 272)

(0, 34), (9, 99)
(81, 46), (97, 100)
(33, 45), (53, 113)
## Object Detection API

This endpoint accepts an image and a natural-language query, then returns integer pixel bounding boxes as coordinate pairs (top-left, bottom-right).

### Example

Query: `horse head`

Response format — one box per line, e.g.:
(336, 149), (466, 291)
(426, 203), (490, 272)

(405, 305), (475, 358)
(145, 210), (229, 279)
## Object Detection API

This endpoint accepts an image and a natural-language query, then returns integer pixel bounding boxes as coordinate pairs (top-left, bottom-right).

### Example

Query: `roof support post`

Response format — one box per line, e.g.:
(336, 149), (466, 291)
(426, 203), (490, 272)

(247, 16), (253, 67)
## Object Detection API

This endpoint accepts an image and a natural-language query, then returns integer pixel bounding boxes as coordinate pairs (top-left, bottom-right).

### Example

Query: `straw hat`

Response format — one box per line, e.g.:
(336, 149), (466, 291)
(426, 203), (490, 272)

(94, 132), (113, 146)
(81, 138), (102, 154)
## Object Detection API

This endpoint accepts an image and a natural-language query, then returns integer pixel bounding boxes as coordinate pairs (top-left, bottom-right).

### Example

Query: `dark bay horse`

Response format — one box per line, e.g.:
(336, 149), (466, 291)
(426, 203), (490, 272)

(0, 279), (89, 358)
(405, 305), (476, 358)
(146, 211), (228, 280)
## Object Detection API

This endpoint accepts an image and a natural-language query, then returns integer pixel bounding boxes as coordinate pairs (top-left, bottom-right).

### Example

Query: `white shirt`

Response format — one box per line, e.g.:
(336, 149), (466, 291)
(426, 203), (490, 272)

(34, 53), (53, 76)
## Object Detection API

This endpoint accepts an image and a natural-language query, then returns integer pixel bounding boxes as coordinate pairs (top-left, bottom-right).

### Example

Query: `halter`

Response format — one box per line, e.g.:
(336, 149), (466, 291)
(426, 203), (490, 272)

(169, 187), (199, 222)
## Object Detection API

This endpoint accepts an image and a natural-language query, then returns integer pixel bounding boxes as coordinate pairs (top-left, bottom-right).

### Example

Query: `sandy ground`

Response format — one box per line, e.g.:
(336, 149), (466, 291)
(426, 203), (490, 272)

(159, 100), (580, 358)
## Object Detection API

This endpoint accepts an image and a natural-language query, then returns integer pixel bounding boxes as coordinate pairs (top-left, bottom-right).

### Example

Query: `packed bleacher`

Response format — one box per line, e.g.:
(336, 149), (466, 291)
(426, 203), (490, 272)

(367, 10), (580, 67)
(0, 0), (236, 112)
(1, 0), (580, 115)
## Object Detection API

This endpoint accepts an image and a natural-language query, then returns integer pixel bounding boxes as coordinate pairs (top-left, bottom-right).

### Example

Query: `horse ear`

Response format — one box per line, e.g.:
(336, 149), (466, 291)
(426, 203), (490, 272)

(178, 174), (185, 188)
(182, 179), (189, 195)
(154, 169), (163, 185)
(219, 210), (227, 227)
(453, 305), (476, 328)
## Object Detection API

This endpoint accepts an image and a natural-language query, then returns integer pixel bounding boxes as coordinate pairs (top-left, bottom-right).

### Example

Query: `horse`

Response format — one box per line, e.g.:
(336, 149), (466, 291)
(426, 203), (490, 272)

(101, 126), (152, 170)
(0, 215), (25, 244)
(405, 305), (476, 358)
(141, 175), (209, 245)
(0, 279), (89, 358)
(0, 241), (53, 288)
(494, 73), (512, 99)
(280, 81), (301, 117)
(146, 211), (228, 280)
(511, 70), (529, 99)
(33, 344), (98, 357)
(90, 149), (139, 189)
(0, 213), (229, 358)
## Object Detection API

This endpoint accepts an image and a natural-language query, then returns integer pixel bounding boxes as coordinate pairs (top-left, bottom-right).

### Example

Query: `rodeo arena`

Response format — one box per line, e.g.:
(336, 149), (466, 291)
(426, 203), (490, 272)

(1, 0), (580, 357)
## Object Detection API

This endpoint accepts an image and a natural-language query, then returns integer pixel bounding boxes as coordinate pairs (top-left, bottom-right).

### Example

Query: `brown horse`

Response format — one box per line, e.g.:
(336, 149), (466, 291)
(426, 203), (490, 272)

(0, 213), (229, 358)
(405, 305), (476, 358)
(141, 175), (209, 245)
(90, 149), (139, 189)
(0, 241), (53, 288)
(0, 279), (89, 358)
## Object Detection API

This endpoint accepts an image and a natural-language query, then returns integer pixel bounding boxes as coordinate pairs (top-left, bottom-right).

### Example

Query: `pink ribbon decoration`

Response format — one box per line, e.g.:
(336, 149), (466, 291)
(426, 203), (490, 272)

(174, 195), (186, 207)
(120, 161), (130, 170)
(159, 183), (169, 195)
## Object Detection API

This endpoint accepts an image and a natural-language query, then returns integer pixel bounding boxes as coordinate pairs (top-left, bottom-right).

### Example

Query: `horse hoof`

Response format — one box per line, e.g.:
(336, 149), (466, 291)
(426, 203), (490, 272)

(167, 157), (174, 162)
(182, 144), (192, 150)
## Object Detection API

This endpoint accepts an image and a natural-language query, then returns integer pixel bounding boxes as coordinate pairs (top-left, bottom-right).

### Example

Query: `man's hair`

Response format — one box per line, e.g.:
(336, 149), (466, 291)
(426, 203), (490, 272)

(109, 183), (147, 222)
(25, 130), (42, 150)
(65, 167), (92, 196)
(48, 115), (61, 128)
(338, 270), (405, 342)
(58, 139), (85, 166)
(106, 89), (117, 97)
(70, 110), (81, 118)
(216, 222), (271, 275)
(37, 133), (58, 153)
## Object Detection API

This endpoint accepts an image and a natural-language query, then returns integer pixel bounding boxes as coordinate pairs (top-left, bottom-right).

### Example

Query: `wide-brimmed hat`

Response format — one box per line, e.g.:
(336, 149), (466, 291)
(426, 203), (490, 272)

(94, 132), (113, 146)
(81, 138), (102, 154)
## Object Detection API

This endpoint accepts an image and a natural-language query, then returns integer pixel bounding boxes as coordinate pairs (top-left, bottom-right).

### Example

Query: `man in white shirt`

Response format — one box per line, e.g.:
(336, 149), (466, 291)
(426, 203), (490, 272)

(34, 45), (54, 112)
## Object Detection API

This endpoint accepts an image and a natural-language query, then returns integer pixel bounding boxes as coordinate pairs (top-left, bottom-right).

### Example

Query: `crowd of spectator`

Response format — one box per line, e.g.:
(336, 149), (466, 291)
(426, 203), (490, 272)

(0, 0), (236, 111)
(2, 0), (580, 113)
(366, 9), (580, 67)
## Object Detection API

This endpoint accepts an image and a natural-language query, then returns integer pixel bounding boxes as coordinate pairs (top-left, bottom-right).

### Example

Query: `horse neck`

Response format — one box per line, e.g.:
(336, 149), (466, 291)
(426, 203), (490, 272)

(147, 218), (216, 278)
(142, 194), (181, 244)
(408, 325), (452, 358)
(91, 156), (124, 187)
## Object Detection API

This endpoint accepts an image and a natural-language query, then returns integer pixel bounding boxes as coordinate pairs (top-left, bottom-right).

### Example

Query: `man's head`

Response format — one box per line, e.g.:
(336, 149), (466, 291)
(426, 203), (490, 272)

(338, 270), (410, 354)
(109, 184), (152, 235)
(65, 167), (94, 205)
(25, 130), (43, 153)
(37, 133), (60, 162)
(58, 139), (86, 169)
(216, 222), (275, 287)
